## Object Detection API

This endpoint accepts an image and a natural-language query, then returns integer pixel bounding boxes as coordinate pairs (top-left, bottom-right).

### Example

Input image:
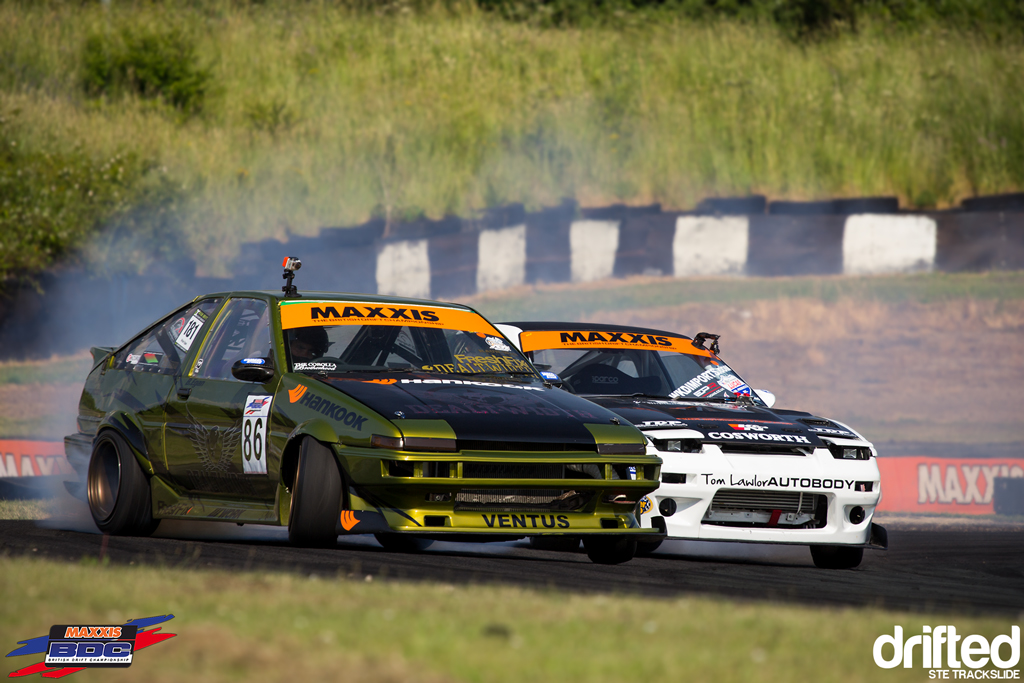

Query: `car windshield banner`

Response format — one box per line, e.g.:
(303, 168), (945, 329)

(279, 301), (500, 335)
(519, 330), (712, 356)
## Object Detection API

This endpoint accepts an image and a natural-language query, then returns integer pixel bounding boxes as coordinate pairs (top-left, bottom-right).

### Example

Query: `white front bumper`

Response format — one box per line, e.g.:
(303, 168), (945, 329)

(638, 434), (882, 546)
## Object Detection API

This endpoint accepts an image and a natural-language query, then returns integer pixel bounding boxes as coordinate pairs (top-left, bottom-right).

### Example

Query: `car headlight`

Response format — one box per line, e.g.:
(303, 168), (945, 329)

(826, 443), (871, 460)
(370, 434), (458, 452)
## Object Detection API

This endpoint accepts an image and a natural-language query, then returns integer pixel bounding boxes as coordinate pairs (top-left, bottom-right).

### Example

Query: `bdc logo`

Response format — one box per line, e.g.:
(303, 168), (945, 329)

(873, 625), (1020, 677)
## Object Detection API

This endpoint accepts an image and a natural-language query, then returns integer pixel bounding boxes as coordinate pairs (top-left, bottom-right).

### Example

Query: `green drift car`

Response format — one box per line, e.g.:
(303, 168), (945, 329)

(64, 264), (662, 564)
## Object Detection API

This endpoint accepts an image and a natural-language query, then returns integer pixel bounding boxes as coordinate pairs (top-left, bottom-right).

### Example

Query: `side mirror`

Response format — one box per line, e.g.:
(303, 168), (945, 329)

(754, 389), (776, 408)
(232, 357), (275, 383)
(540, 370), (564, 389)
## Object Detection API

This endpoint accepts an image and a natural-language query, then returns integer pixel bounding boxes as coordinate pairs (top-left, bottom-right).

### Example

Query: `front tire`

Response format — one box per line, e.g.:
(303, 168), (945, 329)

(810, 544), (864, 569)
(288, 437), (342, 548)
(583, 536), (637, 565)
(87, 431), (158, 536)
(634, 539), (663, 557)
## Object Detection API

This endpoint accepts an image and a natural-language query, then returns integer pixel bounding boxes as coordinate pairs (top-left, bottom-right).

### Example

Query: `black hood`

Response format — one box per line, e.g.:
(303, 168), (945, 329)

(586, 396), (858, 447)
(325, 376), (626, 445)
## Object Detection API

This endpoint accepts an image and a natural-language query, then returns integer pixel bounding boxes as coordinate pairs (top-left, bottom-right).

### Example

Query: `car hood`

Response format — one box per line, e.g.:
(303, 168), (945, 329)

(582, 396), (861, 447)
(324, 376), (628, 446)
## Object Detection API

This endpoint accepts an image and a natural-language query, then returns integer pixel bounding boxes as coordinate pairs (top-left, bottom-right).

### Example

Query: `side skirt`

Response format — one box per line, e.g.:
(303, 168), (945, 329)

(151, 476), (278, 525)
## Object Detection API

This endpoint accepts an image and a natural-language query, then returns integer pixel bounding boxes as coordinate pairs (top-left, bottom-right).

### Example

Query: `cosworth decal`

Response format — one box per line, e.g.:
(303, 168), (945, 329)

(279, 300), (500, 335)
(520, 330), (711, 355)
(700, 473), (860, 490)
(706, 431), (811, 443)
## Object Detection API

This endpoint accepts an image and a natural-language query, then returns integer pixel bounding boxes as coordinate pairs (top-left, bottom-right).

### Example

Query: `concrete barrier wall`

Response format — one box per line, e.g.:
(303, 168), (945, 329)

(2, 194), (1023, 359)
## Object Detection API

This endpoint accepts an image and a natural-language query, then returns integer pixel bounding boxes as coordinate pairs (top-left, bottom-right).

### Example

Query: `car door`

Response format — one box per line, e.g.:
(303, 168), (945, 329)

(163, 296), (279, 499)
(103, 298), (223, 477)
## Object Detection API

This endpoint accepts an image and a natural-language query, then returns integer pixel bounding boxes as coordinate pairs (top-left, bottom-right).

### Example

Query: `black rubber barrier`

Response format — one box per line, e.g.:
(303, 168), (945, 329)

(429, 230), (478, 298)
(993, 477), (1024, 515)
(746, 215), (845, 276)
(525, 200), (576, 285)
(696, 195), (767, 215)
(614, 213), (677, 278)
(934, 212), (1024, 272)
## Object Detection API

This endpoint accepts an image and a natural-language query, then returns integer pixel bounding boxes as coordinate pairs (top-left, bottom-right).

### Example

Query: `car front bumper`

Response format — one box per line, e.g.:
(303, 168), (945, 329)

(638, 438), (882, 547)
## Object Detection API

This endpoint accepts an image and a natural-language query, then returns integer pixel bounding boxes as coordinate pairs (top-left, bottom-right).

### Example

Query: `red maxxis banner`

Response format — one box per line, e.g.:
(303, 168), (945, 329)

(0, 440), (72, 479)
(877, 457), (1024, 514)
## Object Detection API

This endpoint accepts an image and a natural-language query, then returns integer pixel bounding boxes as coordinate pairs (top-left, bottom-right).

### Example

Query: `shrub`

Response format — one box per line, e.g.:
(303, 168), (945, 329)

(81, 28), (212, 114)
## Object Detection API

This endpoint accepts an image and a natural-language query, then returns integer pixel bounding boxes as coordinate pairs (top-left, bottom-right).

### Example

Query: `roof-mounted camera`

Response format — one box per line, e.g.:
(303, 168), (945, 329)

(692, 332), (720, 355)
(282, 256), (301, 298)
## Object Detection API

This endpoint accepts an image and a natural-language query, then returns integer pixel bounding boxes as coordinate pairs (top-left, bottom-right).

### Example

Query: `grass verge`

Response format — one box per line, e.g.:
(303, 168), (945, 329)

(466, 271), (1024, 322)
(1, 555), (1018, 683)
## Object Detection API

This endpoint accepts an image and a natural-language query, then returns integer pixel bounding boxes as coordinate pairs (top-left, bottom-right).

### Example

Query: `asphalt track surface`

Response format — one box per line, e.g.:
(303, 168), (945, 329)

(2, 516), (1022, 617)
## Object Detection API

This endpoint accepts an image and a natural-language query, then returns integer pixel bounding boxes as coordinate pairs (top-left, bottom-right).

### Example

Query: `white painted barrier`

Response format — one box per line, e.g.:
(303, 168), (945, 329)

(570, 220), (620, 283)
(477, 224), (526, 293)
(843, 214), (937, 275)
(673, 216), (749, 277)
(376, 239), (431, 299)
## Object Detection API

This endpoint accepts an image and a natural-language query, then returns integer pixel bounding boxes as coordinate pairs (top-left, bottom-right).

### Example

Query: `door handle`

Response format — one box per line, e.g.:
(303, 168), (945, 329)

(176, 387), (192, 400)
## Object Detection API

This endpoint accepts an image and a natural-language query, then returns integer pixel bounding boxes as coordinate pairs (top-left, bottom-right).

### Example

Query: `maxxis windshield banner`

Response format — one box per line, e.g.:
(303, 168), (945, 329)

(279, 301), (500, 335)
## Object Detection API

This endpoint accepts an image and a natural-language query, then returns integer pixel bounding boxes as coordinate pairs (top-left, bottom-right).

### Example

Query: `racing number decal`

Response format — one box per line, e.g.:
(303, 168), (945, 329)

(174, 311), (209, 352)
(242, 395), (273, 475)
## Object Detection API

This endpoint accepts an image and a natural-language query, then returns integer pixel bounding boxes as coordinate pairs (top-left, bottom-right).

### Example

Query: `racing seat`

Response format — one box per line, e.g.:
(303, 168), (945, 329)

(568, 365), (638, 394)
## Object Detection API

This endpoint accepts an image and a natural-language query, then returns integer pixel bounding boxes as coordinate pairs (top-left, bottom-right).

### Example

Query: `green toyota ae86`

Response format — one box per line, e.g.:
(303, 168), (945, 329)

(64, 266), (662, 563)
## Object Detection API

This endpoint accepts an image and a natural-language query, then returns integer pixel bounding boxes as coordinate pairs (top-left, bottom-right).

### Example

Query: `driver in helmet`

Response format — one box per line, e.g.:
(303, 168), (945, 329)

(289, 326), (331, 363)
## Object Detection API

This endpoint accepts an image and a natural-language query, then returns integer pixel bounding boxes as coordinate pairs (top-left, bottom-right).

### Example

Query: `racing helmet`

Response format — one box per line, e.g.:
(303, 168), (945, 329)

(291, 326), (332, 358)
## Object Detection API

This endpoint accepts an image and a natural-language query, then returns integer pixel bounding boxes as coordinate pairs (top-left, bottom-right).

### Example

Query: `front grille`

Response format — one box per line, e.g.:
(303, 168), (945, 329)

(717, 444), (811, 456)
(454, 489), (592, 511)
(704, 488), (827, 529)
(463, 463), (605, 479)
(712, 489), (820, 513)
(458, 440), (595, 452)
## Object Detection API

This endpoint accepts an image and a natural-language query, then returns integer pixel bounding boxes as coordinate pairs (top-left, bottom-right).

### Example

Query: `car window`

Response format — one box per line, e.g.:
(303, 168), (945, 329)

(193, 298), (271, 380)
(114, 298), (222, 375)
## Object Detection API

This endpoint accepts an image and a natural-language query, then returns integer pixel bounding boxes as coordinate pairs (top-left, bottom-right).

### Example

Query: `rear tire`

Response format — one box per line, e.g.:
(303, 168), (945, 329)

(288, 437), (342, 548)
(87, 431), (158, 536)
(810, 544), (864, 569)
(583, 536), (637, 565)
(634, 539), (663, 557)
(374, 534), (434, 553)
(528, 536), (580, 552)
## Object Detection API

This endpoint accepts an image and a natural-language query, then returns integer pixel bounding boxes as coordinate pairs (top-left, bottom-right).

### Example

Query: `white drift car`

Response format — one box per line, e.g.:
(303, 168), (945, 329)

(498, 322), (887, 569)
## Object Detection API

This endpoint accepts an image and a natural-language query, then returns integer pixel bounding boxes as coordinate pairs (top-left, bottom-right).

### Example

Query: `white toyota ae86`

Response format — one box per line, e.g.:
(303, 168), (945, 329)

(497, 321), (887, 569)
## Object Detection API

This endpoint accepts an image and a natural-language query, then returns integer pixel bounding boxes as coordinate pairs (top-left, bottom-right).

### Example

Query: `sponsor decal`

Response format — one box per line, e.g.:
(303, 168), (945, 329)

(364, 378), (398, 385)
(0, 441), (74, 478)
(638, 496), (653, 515)
(707, 431), (811, 444)
(592, 375), (620, 384)
(242, 395), (272, 475)
(288, 385), (307, 403)
(240, 357), (266, 366)
(636, 420), (687, 429)
(482, 513), (570, 529)
(293, 388), (368, 430)
(339, 510), (360, 531)
(700, 473), (857, 490)
(126, 354), (141, 365)
(5, 615), (176, 678)
(174, 310), (208, 352)
(279, 300), (500, 336)
(809, 427), (857, 437)
(519, 330), (712, 356)
(917, 462), (1024, 506)
(422, 355), (534, 376)
(669, 364), (735, 398)
(293, 361), (337, 371)
(539, 371), (560, 382)
(485, 336), (511, 352)
(729, 423), (768, 432)
(399, 378), (544, 392)
(693, 385), (713, 397)
(873, 624), (1019, 675)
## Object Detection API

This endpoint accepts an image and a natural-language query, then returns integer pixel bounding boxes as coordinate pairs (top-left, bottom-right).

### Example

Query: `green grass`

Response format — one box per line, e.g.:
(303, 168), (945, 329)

(1, 2), (1022, 277)
(467, 271), (1024, 322)
(1, 555), (1017, 682)
(0, 353), (93, 386)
